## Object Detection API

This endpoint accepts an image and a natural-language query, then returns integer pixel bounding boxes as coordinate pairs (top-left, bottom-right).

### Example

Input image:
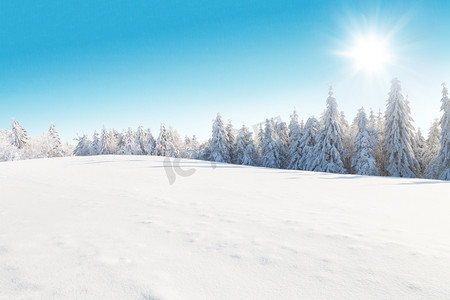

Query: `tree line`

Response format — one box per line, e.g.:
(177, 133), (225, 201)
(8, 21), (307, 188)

(73, 78), (449, 180)
(0, 120), (72, 161)
(2, 78), (449, 180)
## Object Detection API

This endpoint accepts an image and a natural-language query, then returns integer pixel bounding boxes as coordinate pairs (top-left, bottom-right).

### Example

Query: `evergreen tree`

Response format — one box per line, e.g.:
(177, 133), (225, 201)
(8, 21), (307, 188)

(287, 109), (303, 170)
(424, 119), (441, 178)
(243, 141), (256, 166)
(184, 135), (200, 159)
(260, 119), (281, 168)
(276, 121), (289, 168)
(91, 131), (100, 155)
(110, 129), (120, 154)
(383, 78), (419, 177)
(117, 130), (125, 151)
(99, 126), (115, 155)
(351, 108), (379, 176)
(209, 113), (231, 163)
(340, 111), (353, 172)
(74, 134), (91, 156)
(374, 109), (386, 174)
(348, 114), (359, 153)
(235, 125), (256, 165)
(145, 129), (156, 155)
(235, 125), (248, 165)
(375, 110), (385, 133)
(368, 108), (377, 128)
(298, 117), (320, 170)
(412, 128), (426, 176)
(255, 124), (264, 163)
(155, 124), (176, 157)
(48, 122), (64, 157)
(119, 128), (135, 155)
(185, 135), (191, 147)
(167, 126), (182, 157)
(432, 83), (450, 180)
(11, 119), (28, 149)
(339, 111), (350, 133)
(191, 135), (200, 159)
(225, 121), (236, 163)
(199, 138), (212, 161)
(181, 136), (191, 158)
(133, 126), (147, 155)
(307, 87), (346, 174)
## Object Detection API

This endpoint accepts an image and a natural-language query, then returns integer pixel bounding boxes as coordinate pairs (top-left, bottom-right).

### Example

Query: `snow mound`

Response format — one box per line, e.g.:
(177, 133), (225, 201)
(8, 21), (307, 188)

(0, 156), (449, 299)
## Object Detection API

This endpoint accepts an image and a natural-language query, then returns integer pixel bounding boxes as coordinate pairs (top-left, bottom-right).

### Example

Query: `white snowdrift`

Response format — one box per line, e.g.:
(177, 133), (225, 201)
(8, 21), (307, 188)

(0, 156), (449, 299)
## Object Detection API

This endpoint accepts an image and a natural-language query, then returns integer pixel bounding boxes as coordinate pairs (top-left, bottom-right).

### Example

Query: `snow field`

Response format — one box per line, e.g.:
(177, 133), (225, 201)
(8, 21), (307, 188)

(0, 156), (449, 299)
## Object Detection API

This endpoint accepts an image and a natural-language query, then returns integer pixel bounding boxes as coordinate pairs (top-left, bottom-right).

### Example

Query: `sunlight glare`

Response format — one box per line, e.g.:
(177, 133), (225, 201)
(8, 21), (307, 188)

(350, 35), (391, 73)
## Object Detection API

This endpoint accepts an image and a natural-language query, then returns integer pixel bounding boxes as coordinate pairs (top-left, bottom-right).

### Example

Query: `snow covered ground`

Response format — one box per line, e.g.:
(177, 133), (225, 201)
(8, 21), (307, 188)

(0, 156), (449, 299)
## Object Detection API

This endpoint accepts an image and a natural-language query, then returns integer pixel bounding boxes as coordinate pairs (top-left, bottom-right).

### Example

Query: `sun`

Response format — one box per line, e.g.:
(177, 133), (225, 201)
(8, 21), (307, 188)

(349, 35), (391, 73)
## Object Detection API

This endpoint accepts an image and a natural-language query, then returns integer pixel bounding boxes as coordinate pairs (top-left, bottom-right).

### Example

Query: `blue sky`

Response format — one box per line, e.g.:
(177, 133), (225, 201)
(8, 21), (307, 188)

(1, 0), (449, 142)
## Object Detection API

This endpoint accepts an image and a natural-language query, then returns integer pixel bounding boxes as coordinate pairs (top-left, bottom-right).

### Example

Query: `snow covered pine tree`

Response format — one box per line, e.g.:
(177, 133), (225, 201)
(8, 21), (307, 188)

(276, 121), (289, 168)
(99, 126), (115, 155)
(155, 124), (176, 158)
(424, 119), (441, 178)
(307, 87), (346, 174)
(383, 78), (419, 178)
(260, 119), (281, 168)
(74, 134), (91, 156)
(119, 128), (135, 155)
(412, 128), (426, 176)
(11, 118), (28, 149)
(235, 125), (256, 166)
(225, 121), (236, 163)
(209, 113), (231, 163)
(432, 83), (450, 180)
(90, 131), (101, 155)
(287, 109), (303, 170)
(133, 126), (147, 155)
(48, 123), (64, 157)
(298, 117), (320, 171)
(351, 108), (379, 176)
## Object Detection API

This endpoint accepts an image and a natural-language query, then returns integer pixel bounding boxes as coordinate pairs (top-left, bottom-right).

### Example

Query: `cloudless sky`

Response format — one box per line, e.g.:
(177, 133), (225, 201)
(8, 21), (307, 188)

(1, 0), (449, 142)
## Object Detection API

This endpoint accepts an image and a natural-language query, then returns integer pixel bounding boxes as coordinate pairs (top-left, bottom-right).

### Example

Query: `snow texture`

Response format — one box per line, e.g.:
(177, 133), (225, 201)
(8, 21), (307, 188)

(0, 156), (449, 299)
